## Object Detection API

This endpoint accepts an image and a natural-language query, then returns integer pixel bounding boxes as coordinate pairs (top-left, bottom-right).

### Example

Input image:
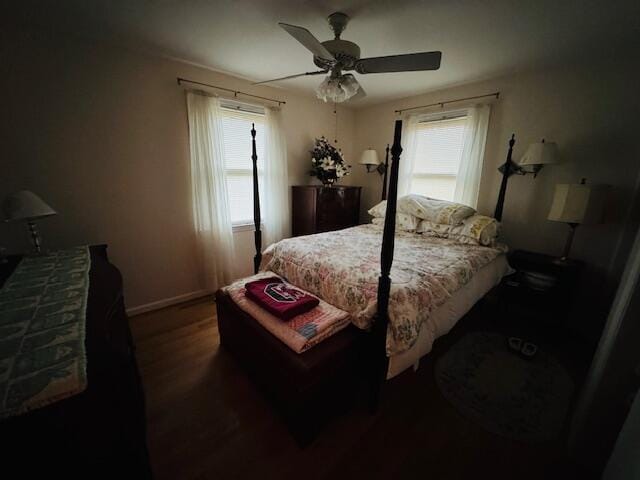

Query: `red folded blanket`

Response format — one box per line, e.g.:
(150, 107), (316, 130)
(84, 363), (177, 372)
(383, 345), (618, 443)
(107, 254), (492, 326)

(244, 277), (319, 320)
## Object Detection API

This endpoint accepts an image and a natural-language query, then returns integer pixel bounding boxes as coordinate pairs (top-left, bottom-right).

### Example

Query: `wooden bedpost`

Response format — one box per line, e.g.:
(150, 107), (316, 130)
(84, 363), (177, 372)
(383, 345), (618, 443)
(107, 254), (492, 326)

(370, 121), (403, 411)
(251, 123), (262, 274)
(493, 134), (516, 222)
(381, 144), (390, 201)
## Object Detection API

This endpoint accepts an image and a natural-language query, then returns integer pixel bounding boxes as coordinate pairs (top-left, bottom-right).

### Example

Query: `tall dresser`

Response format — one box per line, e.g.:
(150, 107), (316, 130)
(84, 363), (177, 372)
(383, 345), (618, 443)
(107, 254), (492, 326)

(292, 185), (362, 236)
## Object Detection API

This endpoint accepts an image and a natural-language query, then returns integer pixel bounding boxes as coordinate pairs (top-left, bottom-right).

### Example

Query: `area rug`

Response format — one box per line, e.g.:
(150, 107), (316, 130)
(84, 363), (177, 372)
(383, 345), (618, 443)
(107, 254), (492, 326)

(435, 331), (574, 442)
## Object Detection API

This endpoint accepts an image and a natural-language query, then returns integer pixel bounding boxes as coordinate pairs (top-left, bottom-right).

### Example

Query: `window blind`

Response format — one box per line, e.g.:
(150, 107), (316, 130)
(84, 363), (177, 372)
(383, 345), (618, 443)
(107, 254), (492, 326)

(220, 107), (265, 224)
(410, 116), (467, 201)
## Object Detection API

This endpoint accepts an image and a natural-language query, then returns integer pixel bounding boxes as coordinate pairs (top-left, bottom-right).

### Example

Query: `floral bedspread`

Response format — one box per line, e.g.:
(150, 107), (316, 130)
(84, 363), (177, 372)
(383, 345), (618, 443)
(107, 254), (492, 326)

(261, 224), (506, 355)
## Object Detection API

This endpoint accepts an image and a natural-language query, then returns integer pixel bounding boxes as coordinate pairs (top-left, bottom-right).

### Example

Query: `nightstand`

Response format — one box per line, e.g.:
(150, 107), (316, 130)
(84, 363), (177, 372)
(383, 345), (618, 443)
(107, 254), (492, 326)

(499, 250), (584, 326)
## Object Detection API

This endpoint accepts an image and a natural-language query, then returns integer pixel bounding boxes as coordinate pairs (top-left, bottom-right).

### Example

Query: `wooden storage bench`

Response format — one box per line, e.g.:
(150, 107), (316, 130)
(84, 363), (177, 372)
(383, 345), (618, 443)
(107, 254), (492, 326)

(215, 289), (368, 445)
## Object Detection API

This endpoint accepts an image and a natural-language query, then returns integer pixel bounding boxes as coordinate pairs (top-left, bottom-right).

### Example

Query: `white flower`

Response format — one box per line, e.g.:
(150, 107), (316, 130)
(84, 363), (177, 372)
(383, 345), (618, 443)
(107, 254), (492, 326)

(321, 158), (336, 170)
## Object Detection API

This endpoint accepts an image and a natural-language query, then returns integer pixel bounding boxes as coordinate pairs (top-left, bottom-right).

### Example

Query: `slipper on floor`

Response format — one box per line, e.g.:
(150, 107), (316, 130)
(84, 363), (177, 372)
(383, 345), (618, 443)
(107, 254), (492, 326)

(521, 342), (538, 358)
(508, 336), (522, 353)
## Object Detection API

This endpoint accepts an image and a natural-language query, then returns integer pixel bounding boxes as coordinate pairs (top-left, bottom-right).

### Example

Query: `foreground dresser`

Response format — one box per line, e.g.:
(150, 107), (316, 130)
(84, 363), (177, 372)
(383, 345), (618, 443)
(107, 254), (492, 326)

(292, 185), (362, 236)
(0, 245), (151, 478)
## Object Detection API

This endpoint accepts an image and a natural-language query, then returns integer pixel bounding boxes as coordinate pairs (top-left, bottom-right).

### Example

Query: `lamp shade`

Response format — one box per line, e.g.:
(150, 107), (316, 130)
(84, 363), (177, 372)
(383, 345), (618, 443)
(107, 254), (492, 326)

(519, 141), (558, 166)
(2, 190), (57, 221)
(359, 149), (380, 166)
(548, 183), (607, 225)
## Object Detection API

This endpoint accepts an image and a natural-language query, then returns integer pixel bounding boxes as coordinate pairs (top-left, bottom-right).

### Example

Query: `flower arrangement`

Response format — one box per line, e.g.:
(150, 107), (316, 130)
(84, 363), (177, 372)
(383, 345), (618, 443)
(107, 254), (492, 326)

(309, 137), (351, 186)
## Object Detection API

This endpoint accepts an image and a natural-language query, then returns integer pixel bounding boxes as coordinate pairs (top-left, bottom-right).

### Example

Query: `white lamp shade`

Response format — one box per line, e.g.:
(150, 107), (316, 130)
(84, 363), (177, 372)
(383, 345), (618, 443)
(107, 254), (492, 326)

(519, 141), (558, 166)
(3, 190), (57, 221)
(548, 184), (589, 224)
(359, 149), (380, 166)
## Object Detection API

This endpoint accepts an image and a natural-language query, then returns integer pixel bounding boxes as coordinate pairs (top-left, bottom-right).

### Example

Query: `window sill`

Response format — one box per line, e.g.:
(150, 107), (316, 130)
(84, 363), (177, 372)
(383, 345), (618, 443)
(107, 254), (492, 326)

(232, 223), (263, 233)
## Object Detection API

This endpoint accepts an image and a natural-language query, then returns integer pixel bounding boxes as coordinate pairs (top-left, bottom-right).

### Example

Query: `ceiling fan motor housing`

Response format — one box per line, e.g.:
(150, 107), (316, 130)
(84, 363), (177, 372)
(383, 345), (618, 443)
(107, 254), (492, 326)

(313, 12), (360, 71)
(314, 39), (361, 70)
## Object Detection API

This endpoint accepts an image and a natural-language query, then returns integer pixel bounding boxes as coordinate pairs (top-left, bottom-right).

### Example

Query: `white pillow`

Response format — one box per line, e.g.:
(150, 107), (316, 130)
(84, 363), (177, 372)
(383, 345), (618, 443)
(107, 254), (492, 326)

(372, 213), (420, 232)
(417, 214), (499, 246)
(460, 214), (500, 246)
(416, 220), (456, 237)
(398, 194), (475, 225)
(367, 200), (387, 218)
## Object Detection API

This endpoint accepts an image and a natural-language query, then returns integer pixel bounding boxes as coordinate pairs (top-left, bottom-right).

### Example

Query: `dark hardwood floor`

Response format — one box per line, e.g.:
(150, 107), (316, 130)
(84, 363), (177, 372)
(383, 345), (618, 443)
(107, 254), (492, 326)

(129, 296), (593, 480)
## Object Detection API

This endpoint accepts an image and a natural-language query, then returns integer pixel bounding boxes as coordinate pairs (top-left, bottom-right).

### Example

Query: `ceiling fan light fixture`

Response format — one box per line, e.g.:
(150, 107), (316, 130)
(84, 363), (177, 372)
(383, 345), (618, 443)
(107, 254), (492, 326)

(316, 77), (344, 102)
(315, 75), (359, 103)
(340, 74), (359, 97)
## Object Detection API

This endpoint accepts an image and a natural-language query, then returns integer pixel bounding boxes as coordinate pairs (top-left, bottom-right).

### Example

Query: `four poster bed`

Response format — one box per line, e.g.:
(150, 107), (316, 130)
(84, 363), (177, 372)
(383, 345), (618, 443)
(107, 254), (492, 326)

(216, 120), (515, 444)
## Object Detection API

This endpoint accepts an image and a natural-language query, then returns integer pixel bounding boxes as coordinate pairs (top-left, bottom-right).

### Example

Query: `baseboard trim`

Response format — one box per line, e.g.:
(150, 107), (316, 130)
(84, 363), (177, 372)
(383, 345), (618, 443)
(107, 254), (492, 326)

(127, 289), (211, 317)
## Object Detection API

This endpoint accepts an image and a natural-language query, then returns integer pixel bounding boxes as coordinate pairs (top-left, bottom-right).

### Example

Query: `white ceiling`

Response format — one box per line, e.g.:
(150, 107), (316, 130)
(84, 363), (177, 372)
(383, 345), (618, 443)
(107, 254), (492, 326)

(9, 0), (639, 106)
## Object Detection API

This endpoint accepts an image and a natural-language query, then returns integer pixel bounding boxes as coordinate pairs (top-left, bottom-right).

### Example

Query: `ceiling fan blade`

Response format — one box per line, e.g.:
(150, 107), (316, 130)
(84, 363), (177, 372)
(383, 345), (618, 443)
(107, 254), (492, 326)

(279, 23), (335, 62)
(355, 51), (442, 74)
(252, 70), (327, 86)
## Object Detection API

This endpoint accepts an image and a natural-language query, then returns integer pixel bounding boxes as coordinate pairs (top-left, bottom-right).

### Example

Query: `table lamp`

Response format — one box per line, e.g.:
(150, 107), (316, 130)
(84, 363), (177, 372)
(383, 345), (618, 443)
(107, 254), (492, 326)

(2, 190), (57, 254)
(547, 179), (605, 261)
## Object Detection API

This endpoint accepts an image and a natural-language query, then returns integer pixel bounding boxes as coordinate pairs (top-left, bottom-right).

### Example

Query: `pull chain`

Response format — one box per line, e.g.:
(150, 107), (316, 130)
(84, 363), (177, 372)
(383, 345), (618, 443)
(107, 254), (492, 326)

(334, 102), (338, 144)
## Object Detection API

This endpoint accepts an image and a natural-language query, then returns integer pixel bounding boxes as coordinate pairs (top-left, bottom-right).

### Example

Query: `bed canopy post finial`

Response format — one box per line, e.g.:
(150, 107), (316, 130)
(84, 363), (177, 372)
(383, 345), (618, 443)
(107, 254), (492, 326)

(251, 123), (262, 274)
(370, 120), (403, 411)
(493, 134), (516, 222)
(381, 144), (390, 201)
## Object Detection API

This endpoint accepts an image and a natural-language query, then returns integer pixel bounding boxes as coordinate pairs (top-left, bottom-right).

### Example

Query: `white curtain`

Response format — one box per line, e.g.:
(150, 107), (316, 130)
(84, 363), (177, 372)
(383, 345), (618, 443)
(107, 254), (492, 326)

(262, 107), (289, 246)
(186, 91), (235, 292)
(397, 114), (420, 197)
(397, 105), (491, 207)
(453, 104), (491, 208)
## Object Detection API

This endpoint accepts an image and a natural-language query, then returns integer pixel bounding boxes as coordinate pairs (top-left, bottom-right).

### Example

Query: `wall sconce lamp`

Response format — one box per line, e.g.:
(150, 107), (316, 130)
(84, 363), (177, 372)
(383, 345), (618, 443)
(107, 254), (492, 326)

(494, 136), (559, 221)
(360, 148), (382, 174)
(360, 145), (391, 201)
(499, 139), (559, 178)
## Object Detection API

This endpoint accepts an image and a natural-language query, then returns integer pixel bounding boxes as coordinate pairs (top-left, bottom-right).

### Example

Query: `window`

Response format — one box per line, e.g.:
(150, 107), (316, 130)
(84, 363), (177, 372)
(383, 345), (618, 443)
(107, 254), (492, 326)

(220, 104), (265, 225)
(409, 115), (467, 201)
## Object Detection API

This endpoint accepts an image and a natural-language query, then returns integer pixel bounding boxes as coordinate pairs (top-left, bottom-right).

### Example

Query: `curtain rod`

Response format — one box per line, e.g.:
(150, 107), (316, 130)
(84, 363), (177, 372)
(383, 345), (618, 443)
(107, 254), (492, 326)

(177, 77), (286, 106)
(394, 91), (500, 114)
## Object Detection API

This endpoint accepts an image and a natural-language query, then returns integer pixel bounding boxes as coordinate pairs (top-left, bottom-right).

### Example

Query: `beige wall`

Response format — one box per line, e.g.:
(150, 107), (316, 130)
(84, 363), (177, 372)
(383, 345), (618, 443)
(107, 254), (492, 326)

(2, 25), (637, 335)
(0, 26), (354, 309)
(351, 62), (639, 339)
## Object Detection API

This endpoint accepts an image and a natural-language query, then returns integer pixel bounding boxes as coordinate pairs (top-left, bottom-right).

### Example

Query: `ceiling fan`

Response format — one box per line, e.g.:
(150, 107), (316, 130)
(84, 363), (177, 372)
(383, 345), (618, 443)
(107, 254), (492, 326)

(253, 12), (442, 103)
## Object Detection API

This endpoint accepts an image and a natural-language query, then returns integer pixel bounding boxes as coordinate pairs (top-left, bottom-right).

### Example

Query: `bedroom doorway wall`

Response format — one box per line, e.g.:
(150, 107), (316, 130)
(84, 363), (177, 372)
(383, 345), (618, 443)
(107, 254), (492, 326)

(568, 196), (640, 473)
